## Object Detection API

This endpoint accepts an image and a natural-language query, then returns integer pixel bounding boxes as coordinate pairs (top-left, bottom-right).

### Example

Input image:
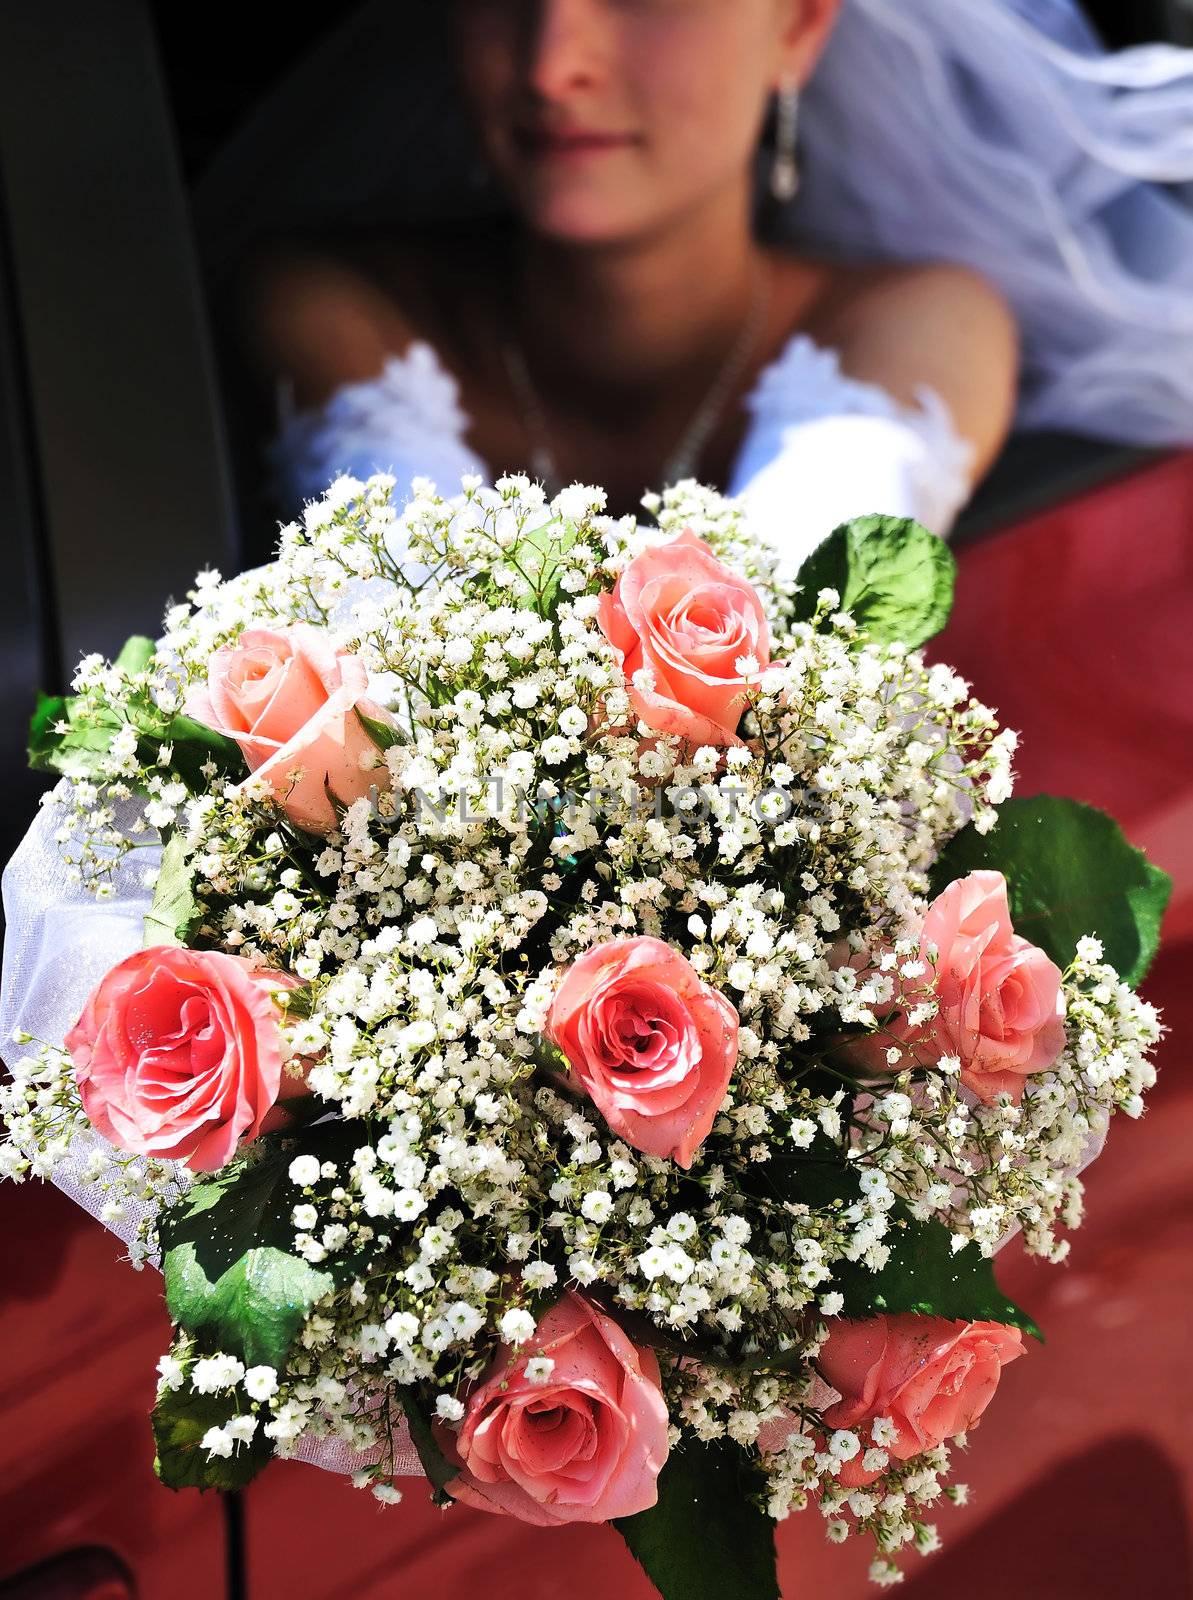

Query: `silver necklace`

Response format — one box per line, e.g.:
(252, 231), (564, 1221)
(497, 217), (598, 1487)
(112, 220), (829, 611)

(500, 260), (771, 496)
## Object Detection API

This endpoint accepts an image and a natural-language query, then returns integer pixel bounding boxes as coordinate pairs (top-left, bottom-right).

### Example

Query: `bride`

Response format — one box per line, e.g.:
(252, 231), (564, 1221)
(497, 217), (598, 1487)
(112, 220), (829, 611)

(223, 0), (1193, 572)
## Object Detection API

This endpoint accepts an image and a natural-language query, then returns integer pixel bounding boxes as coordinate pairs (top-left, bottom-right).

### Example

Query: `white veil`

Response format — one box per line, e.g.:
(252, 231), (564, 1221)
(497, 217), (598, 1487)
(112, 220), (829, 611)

(191, 0), (1193, 448)
(788, 0), (1193, 444)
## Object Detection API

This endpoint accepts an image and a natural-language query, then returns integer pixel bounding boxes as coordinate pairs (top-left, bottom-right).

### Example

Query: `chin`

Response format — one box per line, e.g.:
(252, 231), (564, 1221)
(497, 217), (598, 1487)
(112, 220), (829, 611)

(499, 169), (655, 248)
(526, 214), (642, 247)
(516, 195), (660, 248)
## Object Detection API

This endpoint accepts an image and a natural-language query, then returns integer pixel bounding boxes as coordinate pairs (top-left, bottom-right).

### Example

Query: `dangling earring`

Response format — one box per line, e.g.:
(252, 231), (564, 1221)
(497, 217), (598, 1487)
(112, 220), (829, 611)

(771, 82), (801, 202)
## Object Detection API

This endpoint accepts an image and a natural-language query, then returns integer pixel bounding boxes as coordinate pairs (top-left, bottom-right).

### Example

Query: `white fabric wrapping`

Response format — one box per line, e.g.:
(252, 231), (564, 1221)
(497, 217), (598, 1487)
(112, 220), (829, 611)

(0, 791), (164, 1239)
(0, 790), (423, 1477)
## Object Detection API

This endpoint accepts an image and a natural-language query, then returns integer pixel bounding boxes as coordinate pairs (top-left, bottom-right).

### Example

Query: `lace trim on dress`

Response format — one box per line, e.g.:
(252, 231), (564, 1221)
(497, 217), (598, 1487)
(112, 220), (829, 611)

(267, 340), (480, 507)
(267, 330), (975, 532)
(739, 332), (976, 511)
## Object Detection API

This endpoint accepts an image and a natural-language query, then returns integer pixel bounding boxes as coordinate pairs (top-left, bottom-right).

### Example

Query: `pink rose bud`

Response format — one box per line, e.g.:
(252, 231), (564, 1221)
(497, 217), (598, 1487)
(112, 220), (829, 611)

(598, 528), (770, 747)
(819, 1314), (1025, 1486)
(445, 1292), (669, 1525)
(65, 947), (300, 1172)
(546, 936), (739, 1168)
(185, 623), (393, 834)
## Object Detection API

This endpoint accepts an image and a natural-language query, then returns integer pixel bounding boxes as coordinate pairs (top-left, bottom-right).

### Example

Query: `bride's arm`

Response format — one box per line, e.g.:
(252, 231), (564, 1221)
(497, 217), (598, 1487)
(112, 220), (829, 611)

(734, 263), (1020, 578)
(235, 239), (417, 413)
(828, 262), (1021, 483)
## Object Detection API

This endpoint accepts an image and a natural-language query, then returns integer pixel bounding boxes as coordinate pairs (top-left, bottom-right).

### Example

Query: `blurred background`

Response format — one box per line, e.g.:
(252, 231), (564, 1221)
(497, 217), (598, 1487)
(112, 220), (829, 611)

(1, 3), (1191, 1598)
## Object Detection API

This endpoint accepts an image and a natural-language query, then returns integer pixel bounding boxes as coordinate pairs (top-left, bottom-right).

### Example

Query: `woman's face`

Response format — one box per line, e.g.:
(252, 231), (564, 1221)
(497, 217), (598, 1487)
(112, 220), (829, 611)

(450, 0), (837, 245)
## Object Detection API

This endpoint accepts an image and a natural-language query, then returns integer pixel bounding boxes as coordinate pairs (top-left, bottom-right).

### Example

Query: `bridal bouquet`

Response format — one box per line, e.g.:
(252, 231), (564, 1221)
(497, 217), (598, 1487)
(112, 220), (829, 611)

(1, 474), (1168, 1595)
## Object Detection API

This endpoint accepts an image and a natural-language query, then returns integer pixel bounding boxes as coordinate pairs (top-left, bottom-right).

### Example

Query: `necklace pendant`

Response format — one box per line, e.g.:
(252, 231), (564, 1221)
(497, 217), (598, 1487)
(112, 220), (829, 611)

(503, 256), (769, 502)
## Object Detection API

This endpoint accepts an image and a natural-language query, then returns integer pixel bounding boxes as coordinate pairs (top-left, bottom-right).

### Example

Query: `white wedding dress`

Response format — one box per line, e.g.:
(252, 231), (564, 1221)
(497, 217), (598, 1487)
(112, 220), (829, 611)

(267, 333), (976, 577)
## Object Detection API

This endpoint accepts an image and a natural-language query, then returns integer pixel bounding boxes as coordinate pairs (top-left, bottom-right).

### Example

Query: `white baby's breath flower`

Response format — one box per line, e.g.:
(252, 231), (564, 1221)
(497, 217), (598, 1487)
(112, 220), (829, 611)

(156, 1353), (186, 1392)
(191, 1354), (245, 1394)
(288, 1155), (320, 1188)
(499, 1308), (536, 1346)
(201, 1425), (234, 1460)
(244, 1366), (279, 1402)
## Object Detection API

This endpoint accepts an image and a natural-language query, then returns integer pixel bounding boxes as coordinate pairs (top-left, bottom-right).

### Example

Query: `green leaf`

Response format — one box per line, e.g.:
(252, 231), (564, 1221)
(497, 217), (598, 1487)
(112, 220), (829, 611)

(755, 1155), (855, 1212)
(399, 1393), (456, 1507)
(615, 1439), (778, 1600)
(27, 691), (70, 771)
(280, 984), (315, 1020)
(161, 1133), (354, 1370)
(830, 1209), (1042, 1340)
(27, 691), (121, 778)
(931, 795), (1171, 988)
(792, 514), (955, 647)
(28, 635), (153, 780)
(143, 831), (201, 948)
(114, 634), (156, 675)
(147, 710), (245, 790)
(152, 1384), (271, 1491)
(762, 1159), (1040, 1339)
(513, 515), (580, 615)
(26, 683), (244, 791)
(421, 667), (455, 710)
(355, 707), (401, 752)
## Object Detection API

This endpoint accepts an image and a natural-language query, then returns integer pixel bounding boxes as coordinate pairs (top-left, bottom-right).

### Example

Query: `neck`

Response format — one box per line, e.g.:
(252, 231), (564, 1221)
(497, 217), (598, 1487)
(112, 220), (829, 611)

(512, 182), (761, 400)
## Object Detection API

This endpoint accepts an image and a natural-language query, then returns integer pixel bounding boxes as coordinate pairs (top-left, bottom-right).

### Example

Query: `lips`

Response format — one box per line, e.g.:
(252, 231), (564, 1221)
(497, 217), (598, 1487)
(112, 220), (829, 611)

(515, 125), (637, 156)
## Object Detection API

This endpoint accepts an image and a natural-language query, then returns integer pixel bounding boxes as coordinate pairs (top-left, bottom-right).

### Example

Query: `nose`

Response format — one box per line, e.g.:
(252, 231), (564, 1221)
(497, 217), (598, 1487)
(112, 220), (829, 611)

(521, 0), (607, 103)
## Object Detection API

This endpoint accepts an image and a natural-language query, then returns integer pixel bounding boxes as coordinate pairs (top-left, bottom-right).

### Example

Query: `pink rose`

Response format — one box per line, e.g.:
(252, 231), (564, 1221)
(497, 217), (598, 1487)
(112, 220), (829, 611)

(65, 946), (299, 1172)
(818, 1314), (1024, 1485)
(445, 1292), (669, 1525)
(598, 528), (770, 747)
(920, 871), (1067, 1095)
(186, 623), (392, 833)
(546, 936), (739, 1168)
(917, 870), (1066, 1103)
(840, 873), (1067, 1103)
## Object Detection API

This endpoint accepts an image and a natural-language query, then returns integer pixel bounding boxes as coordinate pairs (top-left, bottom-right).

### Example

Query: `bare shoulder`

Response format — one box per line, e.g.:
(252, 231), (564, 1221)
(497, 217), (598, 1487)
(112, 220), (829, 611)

(236, 227), (489, 409)
(235, 238), (407, 407)
(812, 260), (1020, 477)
